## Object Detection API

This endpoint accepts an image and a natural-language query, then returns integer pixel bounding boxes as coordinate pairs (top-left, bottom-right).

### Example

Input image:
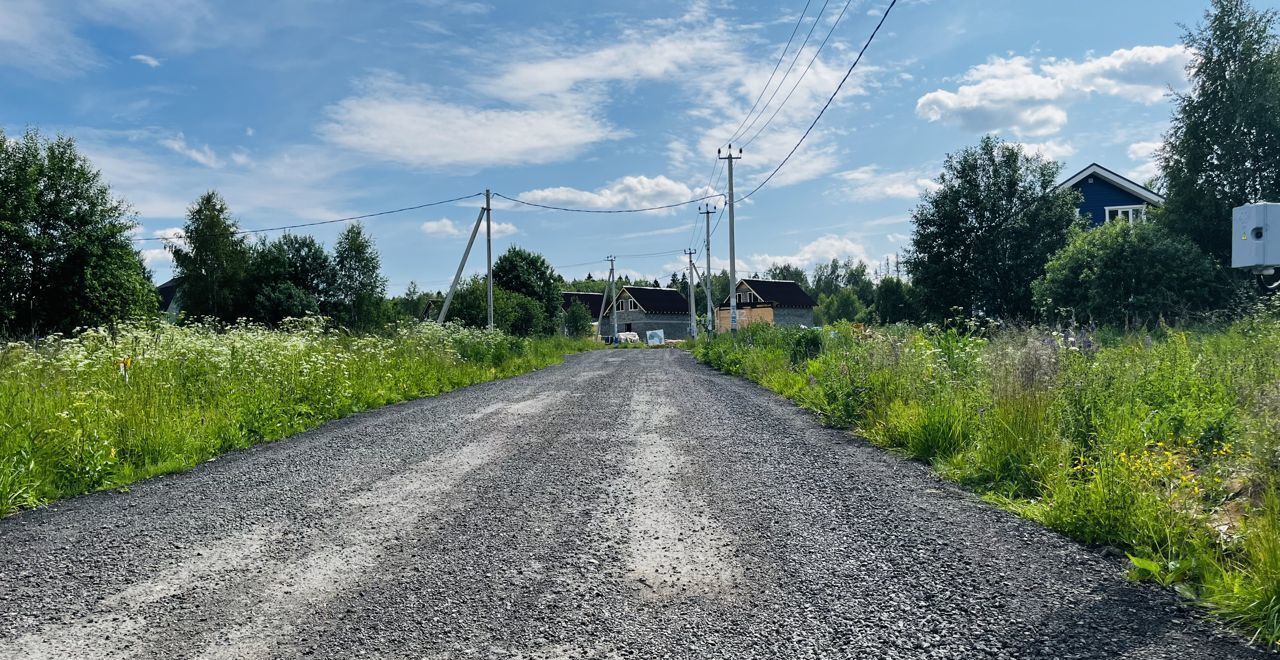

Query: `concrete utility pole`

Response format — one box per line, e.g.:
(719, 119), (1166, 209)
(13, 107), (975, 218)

(718, 145), (742, 333)
(699, 204), (716, 333)
(437, 204), (488, 323)
(605, 255), (617, 341)
(485, 189), (494, 331)
(684, 248), (698, 339)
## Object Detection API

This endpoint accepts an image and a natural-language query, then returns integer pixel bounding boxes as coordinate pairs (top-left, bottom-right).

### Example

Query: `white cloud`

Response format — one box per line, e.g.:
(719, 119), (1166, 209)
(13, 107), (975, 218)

(1015, 139), (1077, 161)
(319, 74), (619, 170)
(887, 232), (910, 243)
(745, 234), (872, 272)
(1127, 140), (1162, 161)
(421, 218), (463, 237)
(916, 45), (1191, 137)
(141, 248), (171, 267)
(516, 175), (715, 215)
(1127, 160), (1160, 183)
(421, 217), (515, 238)
(834, 165), (939, 202)
(159, 132), (223, 168)
(130, 53), (161, 67)
(245, 126), (255, 137)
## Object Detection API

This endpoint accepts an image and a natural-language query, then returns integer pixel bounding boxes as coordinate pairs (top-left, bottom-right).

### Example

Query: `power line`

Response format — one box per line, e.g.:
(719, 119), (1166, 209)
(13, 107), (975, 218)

(732, 0), (830, 149)
(615, 249), (687, 259)
(492, 191), (723, 214)
(741, 0), (855, 149)
(723, 0), (814, 146)
(736, 0), (897, 204)
(133, 192), (486, 242)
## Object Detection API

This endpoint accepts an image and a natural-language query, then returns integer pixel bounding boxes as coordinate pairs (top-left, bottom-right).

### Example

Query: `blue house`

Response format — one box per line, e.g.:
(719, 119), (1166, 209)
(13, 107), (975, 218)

(1057, 163), (1165, 226)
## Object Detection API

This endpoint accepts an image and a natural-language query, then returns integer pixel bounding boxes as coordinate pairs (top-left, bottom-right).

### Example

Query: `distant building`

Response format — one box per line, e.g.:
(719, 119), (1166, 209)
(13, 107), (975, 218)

(601, 286), (692, 340)
(1058, 163), (1165, 226)
(716, 278), (815, 332)
(561, 291), (605, 334)
(156, 277), (181, 318)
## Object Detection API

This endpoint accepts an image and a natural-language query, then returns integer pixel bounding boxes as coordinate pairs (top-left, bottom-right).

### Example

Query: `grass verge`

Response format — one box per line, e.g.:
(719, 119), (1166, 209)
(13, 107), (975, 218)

(692, 319), (1280, 647)
(0, 318), (595, 515)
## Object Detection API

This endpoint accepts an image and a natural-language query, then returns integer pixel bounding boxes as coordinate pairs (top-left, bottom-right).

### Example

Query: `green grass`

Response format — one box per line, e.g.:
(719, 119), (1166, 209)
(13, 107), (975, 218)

(691, 318), (1280, 647)
(0, 318), (595, 515)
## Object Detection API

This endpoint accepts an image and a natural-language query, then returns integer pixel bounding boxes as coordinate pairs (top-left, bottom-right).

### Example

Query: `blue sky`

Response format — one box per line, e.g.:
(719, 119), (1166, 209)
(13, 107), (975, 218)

(0, 0), (1234, 293)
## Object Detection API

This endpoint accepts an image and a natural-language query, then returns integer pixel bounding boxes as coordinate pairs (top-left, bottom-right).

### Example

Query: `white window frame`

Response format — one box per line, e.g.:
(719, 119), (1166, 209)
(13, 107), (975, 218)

(1104, 205), (1147, 225)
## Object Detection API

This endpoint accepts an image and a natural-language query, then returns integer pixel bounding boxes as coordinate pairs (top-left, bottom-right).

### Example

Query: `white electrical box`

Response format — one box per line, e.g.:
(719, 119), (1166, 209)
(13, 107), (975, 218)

(1233, 203), (1280, 272)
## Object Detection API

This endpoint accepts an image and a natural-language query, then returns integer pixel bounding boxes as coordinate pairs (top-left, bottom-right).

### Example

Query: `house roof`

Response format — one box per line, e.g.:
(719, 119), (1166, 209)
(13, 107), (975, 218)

(1058, 163), (1165, 206)
(618, 286), (689, 314)
(562, 291), (605, 318)
(722, 278), (816, 309)
(156, 276), (180, 313)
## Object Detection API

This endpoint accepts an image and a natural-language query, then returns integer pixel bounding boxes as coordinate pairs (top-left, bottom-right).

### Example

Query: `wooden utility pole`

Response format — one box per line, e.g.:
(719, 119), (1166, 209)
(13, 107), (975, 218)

(718, 145), (742, 332)
(699, 204), (716, 333)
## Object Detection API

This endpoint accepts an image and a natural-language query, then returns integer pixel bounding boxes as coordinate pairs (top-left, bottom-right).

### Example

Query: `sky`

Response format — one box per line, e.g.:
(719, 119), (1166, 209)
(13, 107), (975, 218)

(0, 0), (1248, 294)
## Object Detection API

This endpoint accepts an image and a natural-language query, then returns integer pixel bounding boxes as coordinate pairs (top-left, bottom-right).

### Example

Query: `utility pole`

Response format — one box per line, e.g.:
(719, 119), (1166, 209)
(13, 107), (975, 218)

(699, 204), (716, 333)
(604, 255), (617, 342)
(684, 249), (698, 339)
(437, 204), (488, 323)
(718, 145), (742, 333)
(485, 189), (494, 331)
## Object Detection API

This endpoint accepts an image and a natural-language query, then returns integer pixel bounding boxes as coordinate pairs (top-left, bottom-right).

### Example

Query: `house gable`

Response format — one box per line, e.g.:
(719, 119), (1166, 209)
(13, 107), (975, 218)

(1058, 163), (1165, 227)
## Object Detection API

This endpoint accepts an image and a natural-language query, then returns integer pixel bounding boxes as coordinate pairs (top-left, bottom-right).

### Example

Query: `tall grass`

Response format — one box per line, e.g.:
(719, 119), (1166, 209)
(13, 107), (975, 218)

(692, 318), (1280, 646)
(0, 318), (594, 515)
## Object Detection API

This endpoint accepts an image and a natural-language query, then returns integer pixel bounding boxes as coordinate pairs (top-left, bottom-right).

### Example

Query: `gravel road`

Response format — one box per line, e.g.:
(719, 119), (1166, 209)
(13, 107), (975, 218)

(0, 350), (1269, 659)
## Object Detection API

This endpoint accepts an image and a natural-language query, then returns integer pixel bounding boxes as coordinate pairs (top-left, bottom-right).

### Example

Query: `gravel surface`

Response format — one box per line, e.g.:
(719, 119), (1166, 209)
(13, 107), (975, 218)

(0, 349), (1270, 659)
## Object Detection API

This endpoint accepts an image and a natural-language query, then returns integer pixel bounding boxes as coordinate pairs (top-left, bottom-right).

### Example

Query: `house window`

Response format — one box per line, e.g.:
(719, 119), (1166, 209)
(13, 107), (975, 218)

(1105, 205), (1146, 224)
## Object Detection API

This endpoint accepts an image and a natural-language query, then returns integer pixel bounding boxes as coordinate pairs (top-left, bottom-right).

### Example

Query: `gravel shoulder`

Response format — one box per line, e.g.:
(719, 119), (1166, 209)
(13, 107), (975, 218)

(0, 349), (1269, 659)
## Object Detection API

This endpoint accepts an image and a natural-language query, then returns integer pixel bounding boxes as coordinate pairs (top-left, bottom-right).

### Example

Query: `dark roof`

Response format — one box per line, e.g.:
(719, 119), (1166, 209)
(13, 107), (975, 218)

(728, 278), (816, 308)
(156, 276), (180, 313)
(1058, 162), (1165, 205)
(562, 291), (605, 318)
(619, 286), (688, 315)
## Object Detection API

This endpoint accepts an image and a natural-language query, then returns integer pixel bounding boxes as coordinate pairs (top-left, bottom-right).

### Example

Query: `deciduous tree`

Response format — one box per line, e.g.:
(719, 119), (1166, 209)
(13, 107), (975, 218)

(904, 136), (1080, 321)
(0, 129), (157, 336)
(1161, 0), (1280, 264)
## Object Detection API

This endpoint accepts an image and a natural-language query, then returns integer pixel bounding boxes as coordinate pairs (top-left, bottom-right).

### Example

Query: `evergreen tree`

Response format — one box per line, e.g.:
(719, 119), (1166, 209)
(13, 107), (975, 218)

(0, 129), (157, 336)
(872, 277), (921, 324)
(171, 191), (252, 323)
(329, 223), (387, 330)
(1161, 0), (1280, 264)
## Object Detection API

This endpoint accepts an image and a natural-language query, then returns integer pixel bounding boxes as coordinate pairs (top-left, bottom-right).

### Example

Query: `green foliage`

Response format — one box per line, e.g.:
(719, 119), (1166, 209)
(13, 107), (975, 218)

(872, 277), (921, 324)
(494, 245), (561, 334)
(905, 135), (1082, 321)
(247, 234), (334, 325)
(329, 223), (388, 331)
(691, 318), (1280, 645)
(564, 299), (594, 337)
(814, 287), (869, 325)
(1162, 0), (1280, 264)
(1033, 219), (1222, 327)
(0, 320), (595, 516)
(171, 191), (252, 323)
(445, 275), (547, 337)
(390, 281), (436, 321)
(0, 128), (156, 336)
(812, 258), (873, 304)
(764, 262), (811, 292)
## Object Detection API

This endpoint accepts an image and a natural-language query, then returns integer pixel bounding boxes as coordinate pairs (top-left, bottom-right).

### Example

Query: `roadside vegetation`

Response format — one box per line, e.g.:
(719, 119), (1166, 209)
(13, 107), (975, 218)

(689, 0), (1280, 646)
(0, 319), (593, 517)
(693, 317), (1280, 644)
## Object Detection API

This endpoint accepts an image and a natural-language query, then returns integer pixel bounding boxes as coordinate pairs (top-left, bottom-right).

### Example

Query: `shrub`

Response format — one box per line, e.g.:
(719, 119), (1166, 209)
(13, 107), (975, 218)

(1033, 220), (1221, 328)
